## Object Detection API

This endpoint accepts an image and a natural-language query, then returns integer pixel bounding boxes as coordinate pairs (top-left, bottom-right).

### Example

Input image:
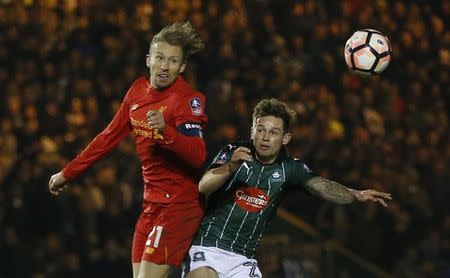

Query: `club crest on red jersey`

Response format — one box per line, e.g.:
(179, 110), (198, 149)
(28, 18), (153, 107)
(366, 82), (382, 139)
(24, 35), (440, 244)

(190, 98), (203, 116)
(233, 187), (269, 213)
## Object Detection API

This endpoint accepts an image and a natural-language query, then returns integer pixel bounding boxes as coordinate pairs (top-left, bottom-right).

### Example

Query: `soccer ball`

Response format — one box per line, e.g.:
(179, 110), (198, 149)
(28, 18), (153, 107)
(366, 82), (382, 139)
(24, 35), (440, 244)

(344, 29), (391, 75)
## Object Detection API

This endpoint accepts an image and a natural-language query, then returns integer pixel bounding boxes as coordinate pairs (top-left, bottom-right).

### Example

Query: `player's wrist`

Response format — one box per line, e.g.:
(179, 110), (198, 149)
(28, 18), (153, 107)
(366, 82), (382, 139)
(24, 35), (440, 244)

(60, 171), (68, 182)
(226, 162), (239, 173)
(61, 169), (73, 182)
(154, 125), (176, 145)
(347, 188), (360, 202)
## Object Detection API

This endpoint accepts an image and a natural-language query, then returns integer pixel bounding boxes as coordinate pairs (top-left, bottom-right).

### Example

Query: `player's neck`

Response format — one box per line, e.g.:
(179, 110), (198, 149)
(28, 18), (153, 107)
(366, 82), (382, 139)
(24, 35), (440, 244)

(148, 77), (182, 93)
(255, 153), (277, 165)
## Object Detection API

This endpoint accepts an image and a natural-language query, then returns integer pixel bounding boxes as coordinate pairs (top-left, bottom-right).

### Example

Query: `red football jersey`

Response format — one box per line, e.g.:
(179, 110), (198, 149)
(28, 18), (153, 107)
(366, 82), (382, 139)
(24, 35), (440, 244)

(63, 77), (208, 204)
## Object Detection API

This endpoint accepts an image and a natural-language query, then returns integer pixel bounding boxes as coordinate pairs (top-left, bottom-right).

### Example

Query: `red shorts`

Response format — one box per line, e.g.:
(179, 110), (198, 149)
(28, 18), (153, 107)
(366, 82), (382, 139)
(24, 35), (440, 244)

(132, 199), (204, 266)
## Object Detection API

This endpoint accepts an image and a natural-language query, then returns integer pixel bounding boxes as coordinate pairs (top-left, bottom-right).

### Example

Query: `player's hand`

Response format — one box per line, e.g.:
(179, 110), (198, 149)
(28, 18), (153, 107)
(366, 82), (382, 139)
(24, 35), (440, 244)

(354, 189), (392, 207)
(48, 171), (68, 196)
(147, 110), (166, 132)
(228, 147), (253, 171)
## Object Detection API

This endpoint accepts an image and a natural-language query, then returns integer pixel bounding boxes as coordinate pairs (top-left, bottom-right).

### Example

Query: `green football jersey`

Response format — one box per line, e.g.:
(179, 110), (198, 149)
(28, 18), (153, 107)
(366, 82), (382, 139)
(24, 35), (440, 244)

(192, 141), (316, 258)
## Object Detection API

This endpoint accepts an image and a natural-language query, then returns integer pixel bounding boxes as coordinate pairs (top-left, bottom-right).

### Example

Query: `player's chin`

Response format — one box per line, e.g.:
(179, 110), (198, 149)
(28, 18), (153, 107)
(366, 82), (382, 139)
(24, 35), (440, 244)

(257, 147), (272, 155)
(155, 79), (175, 89)
(256, 149), (273, 159)
(155, 82), (169, 90)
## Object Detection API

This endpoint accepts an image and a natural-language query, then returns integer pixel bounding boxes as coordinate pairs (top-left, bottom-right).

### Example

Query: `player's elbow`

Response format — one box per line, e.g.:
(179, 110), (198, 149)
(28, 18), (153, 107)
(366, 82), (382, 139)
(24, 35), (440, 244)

(190, 144), (207, 168)
(198, 179), (209, 194)
(198, 172), (216, 195)
(187, 152), (206, 169)
(184, 138), (206, 168)
(196, 151), (207, 168)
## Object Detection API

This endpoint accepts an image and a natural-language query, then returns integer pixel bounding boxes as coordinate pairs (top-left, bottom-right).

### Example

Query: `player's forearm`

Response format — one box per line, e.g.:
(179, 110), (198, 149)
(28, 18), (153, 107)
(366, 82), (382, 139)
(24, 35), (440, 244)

(63, 104), (131, 180)
(63, 128), (130, 180)
(304, 176), (356, 205)
(199, 163), (235, 195)
(158, 125), (206, 168)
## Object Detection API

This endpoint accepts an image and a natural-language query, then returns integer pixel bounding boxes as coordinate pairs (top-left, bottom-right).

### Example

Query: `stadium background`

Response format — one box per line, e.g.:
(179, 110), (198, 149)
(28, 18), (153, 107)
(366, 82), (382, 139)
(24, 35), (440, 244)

(0, 0), (448, 277)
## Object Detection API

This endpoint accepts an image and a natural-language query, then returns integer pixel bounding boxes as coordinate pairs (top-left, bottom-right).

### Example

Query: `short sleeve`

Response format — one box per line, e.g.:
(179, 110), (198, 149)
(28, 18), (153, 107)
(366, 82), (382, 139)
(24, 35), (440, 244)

(207, 143), (237, 170)
(286, 159), (317, 188)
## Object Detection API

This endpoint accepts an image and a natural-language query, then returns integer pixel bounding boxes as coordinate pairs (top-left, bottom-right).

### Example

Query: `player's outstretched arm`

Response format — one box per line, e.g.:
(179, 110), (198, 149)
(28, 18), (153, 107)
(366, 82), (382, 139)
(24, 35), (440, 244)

(199, 147), (252, 195)
(304, 177), (392, 206)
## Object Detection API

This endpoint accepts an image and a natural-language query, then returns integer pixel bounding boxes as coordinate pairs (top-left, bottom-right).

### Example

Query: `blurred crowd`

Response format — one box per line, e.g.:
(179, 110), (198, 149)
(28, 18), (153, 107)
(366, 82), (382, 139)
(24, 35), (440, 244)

(0, 0), (449, 277)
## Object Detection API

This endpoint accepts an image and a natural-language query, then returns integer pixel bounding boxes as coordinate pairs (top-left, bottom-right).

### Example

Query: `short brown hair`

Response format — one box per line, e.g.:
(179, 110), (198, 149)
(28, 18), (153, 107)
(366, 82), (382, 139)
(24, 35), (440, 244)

(252, 98), (296, 133)
(150, 21), (205, 61)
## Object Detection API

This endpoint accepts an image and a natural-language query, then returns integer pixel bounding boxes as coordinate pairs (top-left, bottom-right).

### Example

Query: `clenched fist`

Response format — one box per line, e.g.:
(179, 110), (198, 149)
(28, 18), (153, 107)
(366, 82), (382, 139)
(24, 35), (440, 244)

(147, 110), (166, 132)
(48, 171), (68, 196)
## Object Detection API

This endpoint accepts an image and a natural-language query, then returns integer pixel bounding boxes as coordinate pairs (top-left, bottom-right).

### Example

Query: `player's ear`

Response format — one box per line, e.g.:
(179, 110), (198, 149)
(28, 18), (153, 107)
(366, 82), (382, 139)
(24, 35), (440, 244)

(282, 133), (291, 145)
(146, 54), (151, 68)
(179, 63), (187, 74)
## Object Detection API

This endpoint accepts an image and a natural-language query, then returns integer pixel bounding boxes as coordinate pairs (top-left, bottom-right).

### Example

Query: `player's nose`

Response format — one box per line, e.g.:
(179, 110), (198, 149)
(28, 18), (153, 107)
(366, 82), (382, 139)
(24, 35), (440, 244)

(160, 60), (169, 70)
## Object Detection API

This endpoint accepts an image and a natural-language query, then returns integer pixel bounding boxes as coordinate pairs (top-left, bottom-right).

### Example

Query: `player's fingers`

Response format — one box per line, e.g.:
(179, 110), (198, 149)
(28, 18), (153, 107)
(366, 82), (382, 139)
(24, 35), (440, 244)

(153, 124), (164, 130)
(148, 118), (159, 127)
(377, 198), (388, 207)
(241, 154), (253, 161)
(361, 192), (377, 202)
(236, 147), (251, 153)
(382, 194), (392, 200)
(53, 184), (68, 196)
(149, 114), (163, 121)
(51, 186), (60, 195)
(233, 151), (252, 162)
(147, 116), (164, 129)
(372, 191), (392, 199)
(240, 148), (253, 159)
(147, 116), (158, 123)
(49, 178), (57, 193)
(146, 110), (158, 117)
(364, 190), (390, 198)
(235, 151), (251, 159)
(233, 147), (249, 156)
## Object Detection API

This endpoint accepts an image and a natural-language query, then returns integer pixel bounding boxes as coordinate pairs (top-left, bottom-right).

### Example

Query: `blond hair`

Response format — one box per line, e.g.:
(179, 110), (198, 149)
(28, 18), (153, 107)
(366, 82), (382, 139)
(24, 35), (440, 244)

(150, 21), (205, 61)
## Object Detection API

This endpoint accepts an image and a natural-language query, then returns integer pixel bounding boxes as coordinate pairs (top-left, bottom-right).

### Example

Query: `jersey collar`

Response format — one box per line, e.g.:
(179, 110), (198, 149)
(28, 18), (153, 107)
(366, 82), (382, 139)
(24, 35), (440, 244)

(244, 140), (288, 165)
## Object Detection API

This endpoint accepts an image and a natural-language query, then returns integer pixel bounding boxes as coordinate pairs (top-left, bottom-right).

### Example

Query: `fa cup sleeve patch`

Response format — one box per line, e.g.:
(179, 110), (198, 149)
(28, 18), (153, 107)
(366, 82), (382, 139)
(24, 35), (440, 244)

(190, 98), (203, 116)
(214, 152), (228, 165)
